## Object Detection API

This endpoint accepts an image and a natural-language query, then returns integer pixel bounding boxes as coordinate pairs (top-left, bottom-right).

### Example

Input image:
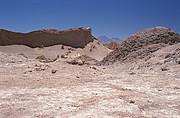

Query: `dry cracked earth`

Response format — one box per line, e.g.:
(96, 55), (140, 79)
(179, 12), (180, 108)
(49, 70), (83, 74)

(0, 51), (180, 118)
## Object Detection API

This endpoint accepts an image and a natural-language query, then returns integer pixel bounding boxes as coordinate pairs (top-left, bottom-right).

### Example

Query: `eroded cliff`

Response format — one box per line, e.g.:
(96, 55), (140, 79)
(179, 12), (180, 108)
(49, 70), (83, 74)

(0, 27), (93, 48)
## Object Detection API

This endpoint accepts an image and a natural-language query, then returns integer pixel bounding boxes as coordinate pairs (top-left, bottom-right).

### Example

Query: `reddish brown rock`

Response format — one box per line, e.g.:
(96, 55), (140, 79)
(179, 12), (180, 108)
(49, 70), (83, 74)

(0, 27), (93, 48)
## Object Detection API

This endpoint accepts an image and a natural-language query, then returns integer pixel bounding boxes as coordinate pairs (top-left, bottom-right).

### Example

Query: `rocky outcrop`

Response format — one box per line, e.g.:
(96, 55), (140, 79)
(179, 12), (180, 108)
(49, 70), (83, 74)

(100, 27), (180, 65)
(61, 51), (97, 65)
(0, 27), (93, 48)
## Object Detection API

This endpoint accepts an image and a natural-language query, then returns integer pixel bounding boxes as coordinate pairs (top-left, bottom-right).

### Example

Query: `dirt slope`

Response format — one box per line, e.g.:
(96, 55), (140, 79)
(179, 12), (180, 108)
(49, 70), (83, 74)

(132, 42), (180, 71)
(0, 50), (180, 117)
(0, 37), (111, 62)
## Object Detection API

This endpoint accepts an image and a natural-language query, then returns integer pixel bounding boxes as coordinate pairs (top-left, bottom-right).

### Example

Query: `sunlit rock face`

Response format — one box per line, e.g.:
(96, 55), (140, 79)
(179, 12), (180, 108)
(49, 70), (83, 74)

(0, 27), (93, 48)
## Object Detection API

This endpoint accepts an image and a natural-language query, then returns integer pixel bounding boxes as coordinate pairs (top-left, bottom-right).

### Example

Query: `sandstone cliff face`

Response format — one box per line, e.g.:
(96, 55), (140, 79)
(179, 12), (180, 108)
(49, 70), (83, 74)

(0, 27), (93, 48)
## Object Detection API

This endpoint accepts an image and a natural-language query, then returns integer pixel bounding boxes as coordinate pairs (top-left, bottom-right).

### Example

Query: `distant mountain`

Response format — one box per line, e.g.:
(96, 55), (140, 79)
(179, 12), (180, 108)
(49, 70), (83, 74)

(111, 37), (123, 42)
(104, 41), (120, 50)
(97, 35), (122, 44)
(97, 35), (111, 44)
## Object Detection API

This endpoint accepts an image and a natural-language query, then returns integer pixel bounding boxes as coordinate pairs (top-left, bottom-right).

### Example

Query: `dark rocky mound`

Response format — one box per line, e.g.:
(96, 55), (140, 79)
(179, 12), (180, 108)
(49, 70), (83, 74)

(133, 43), (180, 70)
(104, 41), (120, 50)
(100, 27), (180, 65)
(165, 45), (180, 64)
(0, 27), (93, 48)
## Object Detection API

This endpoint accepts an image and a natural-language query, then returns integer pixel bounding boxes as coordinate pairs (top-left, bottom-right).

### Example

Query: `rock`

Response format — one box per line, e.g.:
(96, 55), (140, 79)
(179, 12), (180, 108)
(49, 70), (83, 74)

(53, 55), (59, 62)
(51, 69), (57, 74)
(36, 55), (59, 63)
(36, 55), (51, 62)
(176, 60), (180, 64)
(68, 48), (74, 51)
(18, 53), (28, 59)
(92, 67), (97, 70)
(128, 72), (136, 75)
(65, 52), (97, 65)
(66, 52), (84, 65)
(100, 27), (180, 65)
(61, 45), (64, 49)
(61, 53), (69, 59)
(0, 27), (93, 48)
(161, 67), (168, 71)
(129, 101), (135, 104)
(66, 57), (85, 65)
(61, 54), (65, 58)
(174, 87), (180, 89)
(35, 67), (45, 71)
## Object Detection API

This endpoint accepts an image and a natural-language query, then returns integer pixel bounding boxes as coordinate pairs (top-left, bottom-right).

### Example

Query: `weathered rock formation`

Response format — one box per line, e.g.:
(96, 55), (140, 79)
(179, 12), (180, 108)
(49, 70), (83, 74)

(0, 27), (93, 48)
(100, 27), (180, 65)
(104, 41), (120, 50)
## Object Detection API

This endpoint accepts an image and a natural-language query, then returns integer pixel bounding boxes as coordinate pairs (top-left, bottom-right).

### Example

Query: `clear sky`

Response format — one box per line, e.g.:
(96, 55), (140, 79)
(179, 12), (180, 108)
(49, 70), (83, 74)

(0, 0), (180, 40)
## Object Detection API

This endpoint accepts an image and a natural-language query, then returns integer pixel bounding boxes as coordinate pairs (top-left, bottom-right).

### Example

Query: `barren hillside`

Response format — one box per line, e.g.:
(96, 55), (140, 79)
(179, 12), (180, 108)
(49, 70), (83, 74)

(100, 27), (180, 65)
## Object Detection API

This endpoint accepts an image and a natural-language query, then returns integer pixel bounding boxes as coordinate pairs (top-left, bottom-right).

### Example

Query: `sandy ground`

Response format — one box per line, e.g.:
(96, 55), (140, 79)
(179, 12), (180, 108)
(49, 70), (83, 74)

(0, 39), (111, 61)
(0, 50), (179, 118)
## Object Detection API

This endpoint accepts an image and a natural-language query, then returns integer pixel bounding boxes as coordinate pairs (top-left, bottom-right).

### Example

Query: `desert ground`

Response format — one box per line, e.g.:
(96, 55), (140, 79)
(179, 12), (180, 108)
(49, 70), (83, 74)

(0, 45), (179, 118)
(0, 27), (180, 118)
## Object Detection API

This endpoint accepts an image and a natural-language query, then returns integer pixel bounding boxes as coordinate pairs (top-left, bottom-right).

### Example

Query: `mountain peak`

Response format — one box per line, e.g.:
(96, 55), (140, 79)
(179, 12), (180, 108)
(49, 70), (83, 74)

(97, 35), (122, 44)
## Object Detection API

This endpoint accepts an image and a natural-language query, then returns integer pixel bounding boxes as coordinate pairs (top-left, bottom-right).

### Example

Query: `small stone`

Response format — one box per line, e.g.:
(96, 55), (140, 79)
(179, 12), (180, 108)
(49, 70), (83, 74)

(128, 72), (136, 75)
(92, 67), (96, 70)
(52, 69), (57, 74)
(61, 45), (64, 49)
(61, 54), (65, 58)
(130, 101), (135, 104)
(161, 67), (168, 71)
(174, 87), (180, 89)
(68, 48), (73, 51)
(176, 60), (180, 64)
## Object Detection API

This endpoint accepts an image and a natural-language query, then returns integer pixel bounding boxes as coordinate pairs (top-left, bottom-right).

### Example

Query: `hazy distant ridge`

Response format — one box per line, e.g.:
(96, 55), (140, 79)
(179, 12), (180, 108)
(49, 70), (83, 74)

(97, 35), (123, 44)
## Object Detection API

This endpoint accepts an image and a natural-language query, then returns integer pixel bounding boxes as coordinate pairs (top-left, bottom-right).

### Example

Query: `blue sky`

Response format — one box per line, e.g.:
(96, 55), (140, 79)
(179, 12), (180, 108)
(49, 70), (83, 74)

(0, 0), (180, 40)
